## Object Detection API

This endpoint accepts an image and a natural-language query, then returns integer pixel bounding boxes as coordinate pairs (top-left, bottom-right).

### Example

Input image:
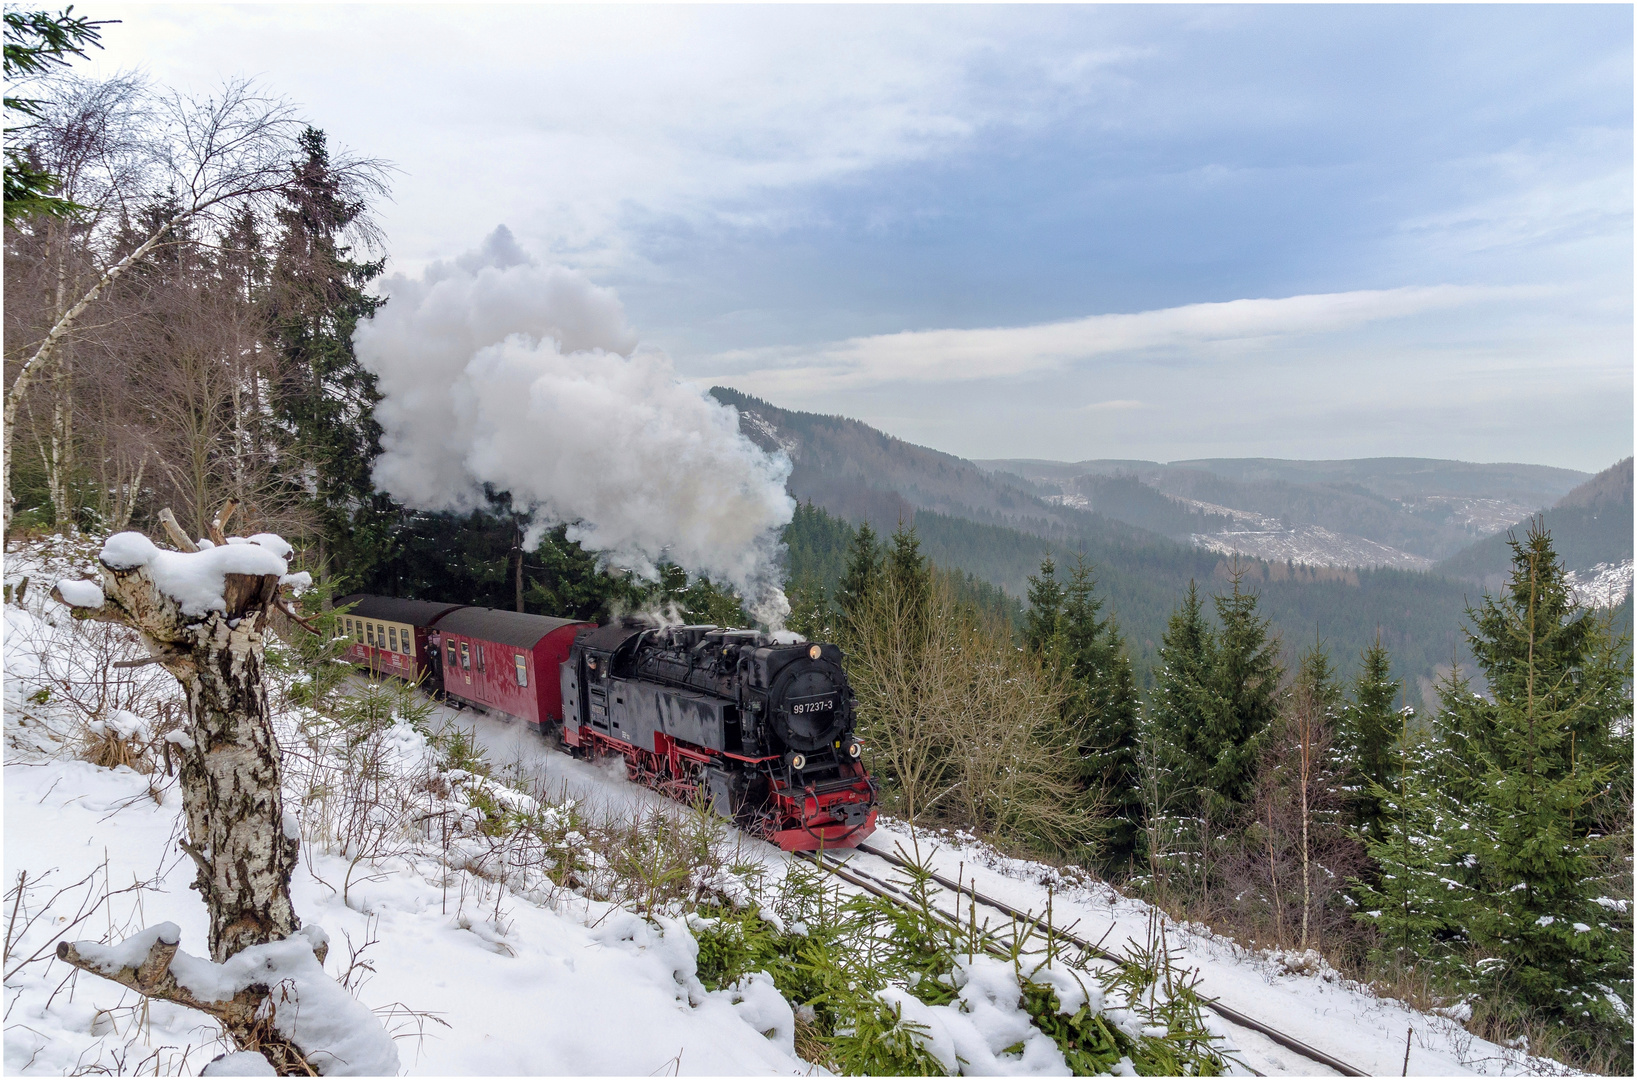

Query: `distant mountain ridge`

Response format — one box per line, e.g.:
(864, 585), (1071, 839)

(979, 456), (1588, 567)
(712, 386), (1494, 702)
(711, 387), (1170, 551)
(1434, 458), (1633, 597)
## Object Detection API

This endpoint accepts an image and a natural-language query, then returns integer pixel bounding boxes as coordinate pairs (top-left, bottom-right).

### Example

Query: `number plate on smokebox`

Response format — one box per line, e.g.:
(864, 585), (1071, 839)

(788, 694), (839, 716)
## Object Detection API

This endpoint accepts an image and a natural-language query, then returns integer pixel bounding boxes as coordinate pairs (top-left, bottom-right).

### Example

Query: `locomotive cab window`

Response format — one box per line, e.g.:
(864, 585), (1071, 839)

(515, 654), (528, 687)
(460, 642), (470, 670)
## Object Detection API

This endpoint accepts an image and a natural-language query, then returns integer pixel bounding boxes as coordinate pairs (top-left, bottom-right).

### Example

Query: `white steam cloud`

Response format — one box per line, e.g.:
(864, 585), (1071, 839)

(355, 226), (795, 625)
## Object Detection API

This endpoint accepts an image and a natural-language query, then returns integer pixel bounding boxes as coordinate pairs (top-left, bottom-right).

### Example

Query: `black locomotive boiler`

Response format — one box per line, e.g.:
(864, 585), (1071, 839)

(560, 620), (877, 849)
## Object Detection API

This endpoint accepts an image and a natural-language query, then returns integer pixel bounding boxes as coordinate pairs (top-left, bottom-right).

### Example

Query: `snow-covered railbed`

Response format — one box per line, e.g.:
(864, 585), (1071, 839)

(437, 701), (1565, 1077)
(836, 826), (1564, 1077)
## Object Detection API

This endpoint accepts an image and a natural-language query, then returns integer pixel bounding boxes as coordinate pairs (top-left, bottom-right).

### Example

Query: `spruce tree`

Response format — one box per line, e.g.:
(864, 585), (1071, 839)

(1338, 635), (1402, 842)
(837, 521), (883, 630)
(1025, 557), (1066, 654)
(265, 126), (386, 575)
(1451, 525), (1632, 1051)
(1351, 707), (1472, 977)
(885, 522), (930, 626)
(1146, 581), (1225, 891)
(1208, 565), (1283, 816)
(1062, 557), (1144, 874)
(1149, 581), (1222, 800)
(1028, 554), (1145, 873)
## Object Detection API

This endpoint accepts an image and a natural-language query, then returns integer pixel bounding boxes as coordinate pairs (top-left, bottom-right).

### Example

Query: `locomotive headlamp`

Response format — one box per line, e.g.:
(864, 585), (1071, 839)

(808, 644), (821, 660)
(848, 740), (861, 759)
(789, 753), (807, 771)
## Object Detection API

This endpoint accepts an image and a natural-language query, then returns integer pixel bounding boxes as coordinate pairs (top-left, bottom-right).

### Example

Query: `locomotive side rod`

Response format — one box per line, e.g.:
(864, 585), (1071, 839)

(853, 840), (1368, 1078)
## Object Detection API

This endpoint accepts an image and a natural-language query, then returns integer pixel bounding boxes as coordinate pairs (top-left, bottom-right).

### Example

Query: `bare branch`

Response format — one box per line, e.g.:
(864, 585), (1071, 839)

(276, 597), (321, 637)
(156, 508), (198, 552)
(208, 498), (240, 546)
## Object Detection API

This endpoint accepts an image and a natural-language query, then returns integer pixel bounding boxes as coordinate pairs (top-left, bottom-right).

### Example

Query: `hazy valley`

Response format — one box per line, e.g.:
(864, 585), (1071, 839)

(716, 387), (1633, 704)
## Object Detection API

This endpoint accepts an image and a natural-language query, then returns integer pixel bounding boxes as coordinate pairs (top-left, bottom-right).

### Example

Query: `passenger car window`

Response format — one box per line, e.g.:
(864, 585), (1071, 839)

(460, 642), (470, 670)
(515, 654), (528, 687)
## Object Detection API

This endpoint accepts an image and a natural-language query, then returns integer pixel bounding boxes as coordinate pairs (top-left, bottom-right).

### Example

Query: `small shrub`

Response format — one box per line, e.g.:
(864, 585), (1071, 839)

(79, 710), (152, 773)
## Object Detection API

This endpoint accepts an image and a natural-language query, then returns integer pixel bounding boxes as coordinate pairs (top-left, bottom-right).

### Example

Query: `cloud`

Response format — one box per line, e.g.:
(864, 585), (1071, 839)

(706, 285), (1531, 395)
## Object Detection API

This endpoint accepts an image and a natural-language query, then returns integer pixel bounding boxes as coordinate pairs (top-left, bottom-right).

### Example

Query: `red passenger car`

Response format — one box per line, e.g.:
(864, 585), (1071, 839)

(430, 607), (593, 730)
(336, 595), (465, 684)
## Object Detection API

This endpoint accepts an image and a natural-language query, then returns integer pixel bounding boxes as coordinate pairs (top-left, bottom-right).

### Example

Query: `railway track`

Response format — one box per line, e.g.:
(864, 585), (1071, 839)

(433, 702), (1372, 1077)
(794, 839), (1369, 1078)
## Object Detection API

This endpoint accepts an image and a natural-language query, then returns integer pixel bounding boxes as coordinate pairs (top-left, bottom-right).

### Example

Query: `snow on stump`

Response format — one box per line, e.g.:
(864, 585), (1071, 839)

(51, 502), (398, 1076)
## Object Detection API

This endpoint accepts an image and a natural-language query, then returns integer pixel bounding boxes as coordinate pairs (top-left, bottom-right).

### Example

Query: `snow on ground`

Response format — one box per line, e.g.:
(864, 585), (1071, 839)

(4, 537), (808, 1076)
(2, 534), (1576, 1076)
(1565, 559), (1633, 609)
(429, 704), (1571, 1078)
(839, 825), (1569, 1078)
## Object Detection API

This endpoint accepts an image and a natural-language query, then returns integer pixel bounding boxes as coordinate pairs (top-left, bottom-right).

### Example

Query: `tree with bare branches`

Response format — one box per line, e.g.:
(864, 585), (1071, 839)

(1230, 643), (1362, 953)
(4, 77), (388, 540)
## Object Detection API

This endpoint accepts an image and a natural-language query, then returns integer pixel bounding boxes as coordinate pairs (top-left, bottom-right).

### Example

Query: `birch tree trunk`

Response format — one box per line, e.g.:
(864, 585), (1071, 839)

(52, 510), (401, 1074)
(66, 530), (300, 960)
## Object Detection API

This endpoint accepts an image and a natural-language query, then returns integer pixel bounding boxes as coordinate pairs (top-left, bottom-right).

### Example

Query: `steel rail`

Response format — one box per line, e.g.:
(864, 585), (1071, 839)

(850, 840), (1368, 1078)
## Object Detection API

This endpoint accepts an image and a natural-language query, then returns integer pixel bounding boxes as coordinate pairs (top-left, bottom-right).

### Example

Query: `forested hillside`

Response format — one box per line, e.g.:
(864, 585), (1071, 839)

(784, 501), (1475, 702)
(1436, 457), (1633, 586)
(718, 386), (1489, 701)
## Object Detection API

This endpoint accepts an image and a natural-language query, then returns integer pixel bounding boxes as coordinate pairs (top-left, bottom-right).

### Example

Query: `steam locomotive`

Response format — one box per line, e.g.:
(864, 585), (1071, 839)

(336, 595), (878, 850)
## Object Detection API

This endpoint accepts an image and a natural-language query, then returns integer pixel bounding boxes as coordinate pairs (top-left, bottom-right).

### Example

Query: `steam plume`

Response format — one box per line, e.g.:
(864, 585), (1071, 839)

(355, 227), (794, 624)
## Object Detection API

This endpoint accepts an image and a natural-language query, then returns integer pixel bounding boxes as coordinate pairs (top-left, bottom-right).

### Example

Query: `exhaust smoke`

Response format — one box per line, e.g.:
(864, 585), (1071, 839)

(355, 226), (795, 626)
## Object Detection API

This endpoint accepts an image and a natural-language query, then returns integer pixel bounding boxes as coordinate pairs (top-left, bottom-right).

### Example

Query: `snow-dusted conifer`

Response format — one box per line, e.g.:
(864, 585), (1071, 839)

(1451, 525), (1631, 1052)
(1351, 707), (1471, 977)
(1338, 635), (1402, 843)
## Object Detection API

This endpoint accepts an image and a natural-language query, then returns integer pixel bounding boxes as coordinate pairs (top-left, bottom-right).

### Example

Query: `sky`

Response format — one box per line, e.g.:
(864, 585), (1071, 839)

(81, 3), (1633, 473)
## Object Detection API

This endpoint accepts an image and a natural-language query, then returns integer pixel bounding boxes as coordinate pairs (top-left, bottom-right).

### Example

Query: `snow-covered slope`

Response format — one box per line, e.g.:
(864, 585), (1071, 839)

(1188, 524), (1434, 572)
(3, 537), (807, 1077)
(1566, 559), (1634, 609)
(2, 535), (1572, 1076)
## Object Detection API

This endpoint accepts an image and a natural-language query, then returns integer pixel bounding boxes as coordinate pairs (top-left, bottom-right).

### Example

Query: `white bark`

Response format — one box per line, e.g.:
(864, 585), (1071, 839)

(58, 537), (299, 961)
